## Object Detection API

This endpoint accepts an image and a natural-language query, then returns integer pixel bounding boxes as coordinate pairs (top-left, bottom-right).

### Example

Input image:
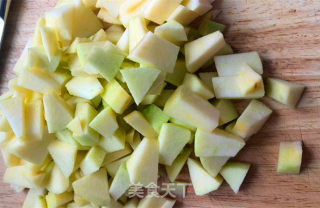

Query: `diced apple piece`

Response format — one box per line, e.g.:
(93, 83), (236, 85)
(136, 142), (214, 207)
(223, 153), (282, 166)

(39, 26), (60, 62)
(56, 129), (85, 150)
(154, 21), (187, 44)
(183, 0), (212, 15)
(109, 162), (131, 200)
(103, 144), (132, 166)
(27, 46), (61, 73)
(3, 166), (32, 189)
(198, 72), (218, 92)
(220, 161), (251, 193)
(233, 100), (272, 139)
(124, 111), (158, 139)
(106, 156), (130, 178)
(187, 158), (223, 196)
(212, 99), (238, 125)
(159, 123), (191, 166)
(164, 86), (220, 131)
(89, 107), (118, 138)
(128, 32), (180, 73)
(118, 0), (151, 27)
(266, 78), (305, 107)
(32, 17), (46, 47)
(129, 17), (148, 52)
(117, 29), (129, 53)
(165, 60), (187, 87)
(96, 0), (125, 18)
(144, 0), (181, 24)
(101, 79), (132, 114)
(277, 141), (302, 174)
(214, 52), (263, 76)
(48, 140), (77, 178)
(99, 128), (126, 153)
(200, 156), (229, 177)
(238, 64), (263, 95)
(43, 91), (73, 133)
(166, 147), (192, 182)
(169, 117), (197, 132)
(198, 19), (226, 36)
(124, 198), (139, 208)
(167, 5), (199, 26)
(80, 146), (106, 175)
(97, 8), (122, 25)
(154, 89), (174, 107)
(185, 31), (226, 73)
(183, 73), (215, 100)
(195, 128), (245, 157)
(121, 68), (160, 105)
(66, 76), (103, 100)
(147, 72), (166, 95)
(126, 138), (159, 186)
(47, 165), (69, 194)
(0, 95), (25, 138)
(90, 28), (109, 42)
(46, 191), (73, 208)
(141, 104), (170, 133)
(138, 196), (176, 208)
(105, 25), (125, 44)
(23, 190), (46, 208)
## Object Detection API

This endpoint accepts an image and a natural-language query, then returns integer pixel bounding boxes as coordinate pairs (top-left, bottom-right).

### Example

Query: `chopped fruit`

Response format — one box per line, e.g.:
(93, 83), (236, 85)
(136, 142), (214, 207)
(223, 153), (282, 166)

(277, 141), (303, 174)
(144, 0), (182, 24)
(109, 162), (131, 200)
(128, 17), (148, 52)
(198, 19), (226, 36)
(182, 73), (215, 100)
(183, 0), (213, 15)
(168, 5), (199, 26)
(200, 156), (229, 177)
(212, 99), (239, 125)
(166, 147), (192, 182)
(80, 146), (106, 175)
(165, 60), (187, 87)
(141, 104), (170, 133)
(65, 76), (103, 100)
(154, 21), (187, 44)
(89, 107), (118, 138)
(138, 195), (176, 208)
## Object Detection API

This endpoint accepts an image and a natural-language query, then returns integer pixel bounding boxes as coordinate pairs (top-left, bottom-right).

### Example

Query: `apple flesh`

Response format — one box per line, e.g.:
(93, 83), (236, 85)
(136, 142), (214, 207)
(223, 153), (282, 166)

(109, 162), (131, 200)
(138, 196), (176, 208)
(277, 141), (302, 174)
(154, 21), (187, 44)
(80, 146), (106, 175)
(117, 28), (129, 53)
(182, 73), (215, 100)
(212, 99), (239, 125)
(89, 107), (118, 138)
(141, 104), (170, 133)
(144, 0), (181, 24)
(102, 143), (132, 166)
(167, 5), (199, 26)
(129, 17), (148, 52)
(238, 64), (263, 95)
(124, 198), (139, 208)
(198, 19), (226, 36)
(165, 60), (187, 87)
(183, 0), (213, 15)
(198, 72), (218, 92)
(99, 128), (126, 153)
(106, 155), (130, 178)
(97, 8), (122, 25)
(105, 25), (125, 44)
(66, 76), (103, 100)
(166, 147), (192, 182)
(47, 164), (69, 194)
(46, 191), (73, 208)
(23, 190), (47, 208)
(200, 156), (229, 177)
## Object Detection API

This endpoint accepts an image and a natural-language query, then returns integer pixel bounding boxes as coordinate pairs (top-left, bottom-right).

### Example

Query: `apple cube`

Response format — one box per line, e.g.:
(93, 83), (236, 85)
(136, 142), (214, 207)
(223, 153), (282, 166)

(141, 104), (170, 133)
(185, 31), (226, 73)
(47, 165), (69, 194)
(233, 100), (272, 139)
(97, 8), (122, 25)
(144, 0), (181, 24)
(118, 0), (151, 27)
(96, 0), (125, 18)
(154, 21), (187, 44)
(109, 162), (131, 200)
(101, 79), (132, 114)
(164, 86), (220, 132)
(121, 67), (161, 105)
(124, 111), (158, 139)
(128, 32), (180, 73)
(99, 128), (126, 153)
(214, 52), (263, 76)
(138, 196), (175, 208)
(238, 64), (263, 95)
(266, 78), (305, 107)
(167, 5), (199, 26)
(166, 147), (192, 182)
(32, 17), (46, 47)
(195, 128), (245, 157)
(200, 156), (229, 177)
(89, 107), (118, 138)
(39, 26), (61, 63)
(56, 129), (85, 150)
(154, 89), (174, 107)
(183, 0), (213, 15)
(126, 138), (159, 186)
(90, 28), (110, 42)
(277, 141), (302, 174)
(198, 72), (218, 92)
(169, 117), (197, 132)
(43, 91), (73, 133)
(212, 99), (239, 125)
(3, 166), (32, 189)
(165, 60), (187, 87)
(159, 123), (191, 166)
(66, 76), (103, 100)
(198, 19), (226, 36)
(124, 198), (139, 208)
(147, 72), (166, 95)
(103, 144), (132, 166)
(105, 25), (125, 44)
(45, 191), (73, 208)
(23, 190), (47, 208)
(220, 161), (251, 193)
(188, 158), (223, 196)
(106, 155), (130, 178)
(183, 73), (215, 100)
(80, 146), (106, 175)
(129, 17), (148, 52)
(117, 28), (129, 53)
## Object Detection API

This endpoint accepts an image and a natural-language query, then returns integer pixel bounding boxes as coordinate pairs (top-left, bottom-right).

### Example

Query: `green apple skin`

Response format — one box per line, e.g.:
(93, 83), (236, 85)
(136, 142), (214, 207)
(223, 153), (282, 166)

(141, 104), (170, 133)
(166, 147), (192, 182)
(200, 156), (229, 177)
(277, 141), (302, 174)
(220, 161), (251, 194)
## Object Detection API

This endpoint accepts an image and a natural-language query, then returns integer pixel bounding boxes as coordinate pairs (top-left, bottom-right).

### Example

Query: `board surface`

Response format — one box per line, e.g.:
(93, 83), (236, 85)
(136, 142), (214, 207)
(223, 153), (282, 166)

(0, 0), (320, 207)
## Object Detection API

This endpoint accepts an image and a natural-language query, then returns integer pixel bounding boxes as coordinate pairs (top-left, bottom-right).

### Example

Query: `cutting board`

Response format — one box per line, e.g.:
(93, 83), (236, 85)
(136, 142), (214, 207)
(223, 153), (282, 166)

(0, 0), (320, 207)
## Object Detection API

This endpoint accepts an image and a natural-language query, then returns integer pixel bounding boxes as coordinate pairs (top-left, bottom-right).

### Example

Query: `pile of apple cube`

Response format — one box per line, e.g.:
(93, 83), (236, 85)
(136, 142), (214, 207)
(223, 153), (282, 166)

(0, 0), (305, 207)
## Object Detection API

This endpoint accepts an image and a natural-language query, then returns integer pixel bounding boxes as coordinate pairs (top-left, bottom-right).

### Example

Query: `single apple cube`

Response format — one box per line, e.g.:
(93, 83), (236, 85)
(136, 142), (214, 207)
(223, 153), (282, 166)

(65, 76), (103, 100)
(96, 0), (125, 18)
(97, 8), (122, 25)
(238, 64), (263, 95)
(129, 17), (148, 52)
(46, 164), (69, 194)
(144, 0), (181, 24)
(165, 60), (187, 87)
(99, 129), (126, 153)
(214, 52), (263, 76)
(200, 156), (229, 177)
(277, 141), (303, 174)
(77, 41), (109, 66)
(80, 146), (106, 175)
(154, 21), (187, 44)
(185, 31), (226, 73)
(141, 104), (170, 133)
(154, 89), (175, 107)
(138, 196), (175, 208)
(105, 25), (125, 44)
(39, 26), (60, 62)
(166, 147), (192, 182)
(126, 138), (159, 186)
(188, 158), (223, 196)
(159, 123), (191, 166)
(32, 17), (46, 47)
(164, 86), (220, 132)
(167, 5), (199, 26)
(233, 100), (272, 139)
(195, 128), (245, 157)
(118, 0), (151, 27)
(128, 32), (180, 73)
(212, 99), (239, 125)
(103, 144), (132, 166)
(183, 0), (212, 15)
(220, 161), (251, 194)
(198, 72), (218, 92)
(45, 191), (73, 208)
(198, 19), (226, 36)
(101, 79), (133, 114)
(3, 166), (32, 190)
(124, 198), (139, 208)
(121, 67), (161, 105)
(124, 111), (158, 139)
(23, 190), (47, 208)
(1, 148), (21, 168)
(147, 72), (166, 95)
(183, 73), (215, 100)
(48, 140), (77, 178)
(266, 78), (305, 107)
(109, 162), (131, 200)
(106, 156), (130, 178)
(117, 28), (129, 53)
(89, 107), (118, 138)
(56, 129), (85, 150)
(169, 117), (197, 132)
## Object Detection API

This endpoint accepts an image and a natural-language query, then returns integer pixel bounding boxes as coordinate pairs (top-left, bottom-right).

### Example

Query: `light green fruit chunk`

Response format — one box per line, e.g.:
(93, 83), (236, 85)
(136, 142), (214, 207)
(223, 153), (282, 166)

(154, 89), (174, 107)
(277, 141), (302, 174)
(164, 86), (220, 132)
(126, 138), (159, 186)
(138, 195), (176, 208)
(198, 72), (218, 92)
(214, 52), (263, 76)
(159, 123), (191, 166)
(154, 20), (187, 44)
(128, 32), (180, 73)
(166, 147), (192, 182)
(200, 156), (229, 177)
(46, 191), (73, 208)
(167, 5), (199, 26)
(165, 60), (187, 87)
(117, 28), (129, 53)
(195, 128), (245, 157)
(124, 198), (139, 208)
(106, 155), (130, 178)
(182, 73), (215, 100)
(109, 162), (131, 200)
(105, 25), (125, 44)
(141, 104), (170, 133)
(128, 17), (148, 52)
(47, 164), (69, 194)
(103, 144), (132, 166)
(185, 31), (225, 73)
(89, 107), (118, 138)
(66, 76), (103, 100)
(183, 0), (212, 15)
(99, 128), (126, 153)
(220, 161), (251, 193)
(238, 64), (263, 95)
(23, 189), (47, 208)
(233, 100), (272, 139)
(48, 140), (77, 178)
(144, 0), (181, 24)
(169, 117), (197, 132)
(212, 99), (239, 125)
(198, 19), (226, 36)
(39, 26), (60, 62)
(26, 47), (60, 73)
(187, 158), (223, 196)
(80, 146), (106, 175)
(121, 67), (161, 105)
(266, 77), (305, 107)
